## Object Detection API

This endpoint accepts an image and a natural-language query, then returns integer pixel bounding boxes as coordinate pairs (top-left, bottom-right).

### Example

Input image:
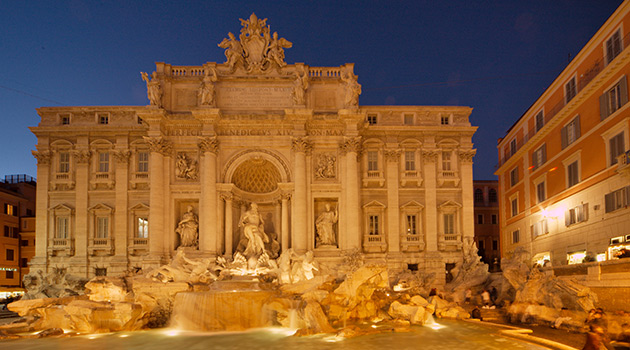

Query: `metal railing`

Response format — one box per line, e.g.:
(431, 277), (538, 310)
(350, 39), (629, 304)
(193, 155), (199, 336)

(496, 31), (630, 170)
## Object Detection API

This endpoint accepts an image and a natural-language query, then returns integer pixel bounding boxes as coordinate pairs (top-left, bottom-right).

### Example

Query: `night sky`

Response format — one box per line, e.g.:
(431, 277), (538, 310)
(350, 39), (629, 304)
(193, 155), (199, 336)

(0, 0), (623, 180)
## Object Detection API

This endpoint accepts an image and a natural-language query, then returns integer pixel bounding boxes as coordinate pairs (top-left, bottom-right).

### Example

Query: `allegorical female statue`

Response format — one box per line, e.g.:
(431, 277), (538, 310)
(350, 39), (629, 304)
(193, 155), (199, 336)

(316, 203), (338, 246)
(176, 205), (199, 248)
(141, 71), (162, 107)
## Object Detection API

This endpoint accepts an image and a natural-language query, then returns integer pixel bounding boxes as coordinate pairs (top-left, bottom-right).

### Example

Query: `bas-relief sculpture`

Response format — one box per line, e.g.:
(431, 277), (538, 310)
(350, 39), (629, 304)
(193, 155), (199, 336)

(316, 203), (338, 247)
(175, 153), (198, 180)
(315, 153), (336, 179)
(141, 71), (162, 107)
(175, 205), (199, 248)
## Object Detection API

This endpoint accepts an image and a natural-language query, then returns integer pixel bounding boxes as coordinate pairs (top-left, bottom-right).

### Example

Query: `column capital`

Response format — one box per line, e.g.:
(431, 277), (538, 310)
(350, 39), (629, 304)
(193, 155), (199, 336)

(384, 149), (401, 162)
(422, 150), (438, 163)
(198, 136), (219, 154)
(458, 149), (476, 163)
(220, 192), (234, 202)
(73, 150), (92, 164)
(281, 192), (292, 201)
(113, 150), (132, 163)
(341, 136), (362, 155)
(32, 150), (51, 165)
(143, 136), (172, 156)
(291, 137), (312, 154)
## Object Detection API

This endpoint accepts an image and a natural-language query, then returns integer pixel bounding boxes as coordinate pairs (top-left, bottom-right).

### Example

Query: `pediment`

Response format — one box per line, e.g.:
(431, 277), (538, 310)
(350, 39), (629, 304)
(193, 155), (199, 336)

(401, 200), (424, 209)
(88, 203), (114, 212)
(129, 203), (150, 211)
(363, 200), (386, 209)
(50, 204), (73, 213)
(438, 200), (462, 209)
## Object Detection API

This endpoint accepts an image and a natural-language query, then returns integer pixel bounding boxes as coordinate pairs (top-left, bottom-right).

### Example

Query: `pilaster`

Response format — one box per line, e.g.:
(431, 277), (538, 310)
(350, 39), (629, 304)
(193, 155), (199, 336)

(31, 150), (51, 271)
(342, 137), (362, 249)
(113, 148), (131, 269)
(423, 150), (438, 252)
(72, 147), (91, 277)
(385, 148), (401, 253)
(458, 150), (476, 241)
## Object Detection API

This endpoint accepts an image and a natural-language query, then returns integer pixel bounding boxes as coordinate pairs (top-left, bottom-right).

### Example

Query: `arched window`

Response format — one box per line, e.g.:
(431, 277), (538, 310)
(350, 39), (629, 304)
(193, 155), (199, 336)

(474, 188), (484, 203)
(489, 189), (498, 203)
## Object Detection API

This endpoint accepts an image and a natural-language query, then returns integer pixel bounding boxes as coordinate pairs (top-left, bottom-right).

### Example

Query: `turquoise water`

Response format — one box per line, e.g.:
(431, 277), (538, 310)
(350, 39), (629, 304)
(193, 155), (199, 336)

(0, 320), (548, 350)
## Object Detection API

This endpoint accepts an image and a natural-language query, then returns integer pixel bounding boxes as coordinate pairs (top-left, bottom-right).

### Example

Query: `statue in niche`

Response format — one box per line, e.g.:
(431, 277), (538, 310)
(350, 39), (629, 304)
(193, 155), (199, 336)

(266, 31), (292, 68)
(316, 203), (338, 246)
(218, 32), (244, 72)
(141, 71), (162, 107)
(315, 154), (336, 179)
(238, 203), (269, 258)
(292, 66), (309, 105)
(175, 153), (198, 180)
(198, 68), (218, 106)
(341, 71), (361, 107)
(265, 231), (281, 259)
(176, 205), (199, 248)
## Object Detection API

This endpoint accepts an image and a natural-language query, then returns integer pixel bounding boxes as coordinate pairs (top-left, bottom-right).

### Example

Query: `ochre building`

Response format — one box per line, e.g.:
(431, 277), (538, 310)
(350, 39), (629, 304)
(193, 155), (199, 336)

(30, 15), (477, 283)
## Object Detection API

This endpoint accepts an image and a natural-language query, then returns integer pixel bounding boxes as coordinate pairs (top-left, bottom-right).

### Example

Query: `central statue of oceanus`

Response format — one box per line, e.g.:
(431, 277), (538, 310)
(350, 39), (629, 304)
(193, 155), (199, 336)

(218, 13), (292, 73)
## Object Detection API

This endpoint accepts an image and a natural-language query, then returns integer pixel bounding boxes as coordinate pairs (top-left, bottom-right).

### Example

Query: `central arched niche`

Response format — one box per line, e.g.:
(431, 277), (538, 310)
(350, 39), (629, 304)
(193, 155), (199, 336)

(232, 157), (281, 193)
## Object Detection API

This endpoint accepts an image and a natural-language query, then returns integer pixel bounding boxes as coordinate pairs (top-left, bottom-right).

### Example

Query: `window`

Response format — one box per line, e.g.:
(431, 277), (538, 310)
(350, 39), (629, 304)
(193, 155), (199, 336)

(605, 29), (622, 65)
(3, 226), (17, 238)
(20, 239), (28, 246)
(609, 131), (625, 165)
(6, 249), (14, 261)
(532, 144), (547, 170)
(404, 151), (415, 171)
(4, 203), (16, 216)
(98, 152), (109, 173)
(489, 189), (497, 203)
(492, 240), (498, 251)
(367, 151), (379, 171)
(535, 111), (544, 133)
(61, 114), (70, 125)
(477, 214), (484, 225)
(474, 188), (484, 203)
(137, 116), (144, 125)
(21, 258), (28, 268)
(137, 217), (149, 238)
(491, 214), (497, 225)
(600, 76), (628, 120)
(512, 229), (520, 244)
(443, 213), (455, 234)
(56, 217), (69, 239)
(368, 215), (379, 235)
(565, 76), (577, 104)
(404, 114), (414, 125)
(59, 152), (70, 173)
(441, 116), (450, 125)
(561, 115), (581, 149)
(511, 198), (518, 217)
(536, 181), (546, 203)
(567, 161), (579, 187)
(478, 240), (485, 250)
(96, 217), (109, 239)
(510, 167), (519, 187)
(98, 114), (109, 125)
(137, 152), (149, 172)
(6, 271), (14, 279)
(442, 151), (452, 171)
(405, 215), (417, 235)
(565, 204), (588, 226)
(532, 219), (549, 238)
(95, 268), (107, 276)
(367, 114), (377, 125)
(605, 186), (630, 213)
(509, 139), (517, 157)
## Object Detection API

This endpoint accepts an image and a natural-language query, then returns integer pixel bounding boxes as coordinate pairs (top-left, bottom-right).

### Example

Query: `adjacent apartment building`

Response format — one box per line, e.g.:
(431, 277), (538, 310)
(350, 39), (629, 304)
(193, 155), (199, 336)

(496, 1), (630, 266)
(29, 15), (477, 283)
(473, 180), (500, 270)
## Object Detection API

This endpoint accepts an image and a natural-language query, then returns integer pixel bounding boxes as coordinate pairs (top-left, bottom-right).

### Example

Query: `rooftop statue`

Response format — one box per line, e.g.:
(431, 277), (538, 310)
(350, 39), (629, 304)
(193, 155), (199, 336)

(198, 67), (218, 106)
(342, 69), (361, 108)
(218, 13), (292, 73)
(141, 71), (162, 107)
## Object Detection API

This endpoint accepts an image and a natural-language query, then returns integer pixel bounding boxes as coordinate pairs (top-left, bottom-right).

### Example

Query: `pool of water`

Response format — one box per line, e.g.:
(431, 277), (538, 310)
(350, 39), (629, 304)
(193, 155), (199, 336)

(0, 319), (549, 350)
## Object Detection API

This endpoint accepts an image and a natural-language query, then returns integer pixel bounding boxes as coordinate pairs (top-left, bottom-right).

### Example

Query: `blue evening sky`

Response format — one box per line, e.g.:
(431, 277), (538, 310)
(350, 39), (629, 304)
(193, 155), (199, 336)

(0, 0), (623, 180)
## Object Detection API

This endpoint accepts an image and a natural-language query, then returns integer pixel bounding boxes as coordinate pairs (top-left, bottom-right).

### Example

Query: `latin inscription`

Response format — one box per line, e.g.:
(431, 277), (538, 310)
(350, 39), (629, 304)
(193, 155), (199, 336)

(218, 86), (293, 108)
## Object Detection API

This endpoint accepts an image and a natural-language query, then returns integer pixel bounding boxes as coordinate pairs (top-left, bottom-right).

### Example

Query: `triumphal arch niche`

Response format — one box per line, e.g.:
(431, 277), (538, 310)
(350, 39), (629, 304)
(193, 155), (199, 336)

(31, 13), (476, 283)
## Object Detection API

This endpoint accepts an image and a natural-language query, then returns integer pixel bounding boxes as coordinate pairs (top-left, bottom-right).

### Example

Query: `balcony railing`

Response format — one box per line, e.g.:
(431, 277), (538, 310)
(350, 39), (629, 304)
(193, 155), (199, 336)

(496, 31), (630, 170)
(308, 67), (342, 78)
(362, 233), (387, 253)
(367, 171), (381, 178)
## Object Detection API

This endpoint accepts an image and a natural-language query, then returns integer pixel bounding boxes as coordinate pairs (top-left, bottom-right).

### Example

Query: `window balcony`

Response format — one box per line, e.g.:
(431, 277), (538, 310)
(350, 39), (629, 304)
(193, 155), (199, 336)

(47, 238), (74, 256)
(362, 234), (387, 253)
(401, 234), (425, 252)
(128, 237), (149, 255)
(130, 172), (149, 189)
(438, 170), (460, 187)
(438, 233), (462, 251)
(362, 170), (385, 187)
(51, 172), (75, 190)
(91, 172), (115, 190)
(400, 170), (423, 187)
(88, 238), (114, 256)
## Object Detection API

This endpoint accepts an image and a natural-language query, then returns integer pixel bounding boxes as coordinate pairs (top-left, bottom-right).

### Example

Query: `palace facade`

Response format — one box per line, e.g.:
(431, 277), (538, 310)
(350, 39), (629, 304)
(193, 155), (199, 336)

(30, 15), (477, 283)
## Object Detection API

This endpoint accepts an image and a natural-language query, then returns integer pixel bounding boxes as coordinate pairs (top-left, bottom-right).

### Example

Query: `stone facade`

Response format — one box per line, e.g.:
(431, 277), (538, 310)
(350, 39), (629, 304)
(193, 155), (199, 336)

(30, 15), (476, 284)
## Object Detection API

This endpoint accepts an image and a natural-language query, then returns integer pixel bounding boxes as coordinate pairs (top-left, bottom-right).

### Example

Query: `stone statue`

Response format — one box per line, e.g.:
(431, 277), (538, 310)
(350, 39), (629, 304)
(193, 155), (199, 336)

(176, 205), (199, 248)
(175, 153), (198, 180)
(342, 71), (361, 107)
(238, 203), (269, 258)
(315, 154), (335, 179)
(218, 32), (244, 72)
(141, 71), (162, 107)
(316, 203), (338, 246)
(292, 66), (309, 105)
(198, 68), (218, 106)
(267, 31), (292, 68)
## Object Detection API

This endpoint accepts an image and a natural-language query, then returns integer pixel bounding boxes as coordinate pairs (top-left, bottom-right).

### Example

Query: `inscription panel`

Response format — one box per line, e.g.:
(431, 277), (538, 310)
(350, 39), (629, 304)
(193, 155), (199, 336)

(218, 85), (293, 109)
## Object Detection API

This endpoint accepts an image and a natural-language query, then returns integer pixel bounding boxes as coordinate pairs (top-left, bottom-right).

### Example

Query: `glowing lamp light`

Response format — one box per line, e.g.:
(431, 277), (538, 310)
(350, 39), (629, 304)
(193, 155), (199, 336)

(549, 167), (558, 172)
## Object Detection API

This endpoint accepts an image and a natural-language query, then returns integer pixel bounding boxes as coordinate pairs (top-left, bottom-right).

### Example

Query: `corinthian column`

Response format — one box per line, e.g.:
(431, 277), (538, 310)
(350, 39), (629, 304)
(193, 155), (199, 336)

(143, 136), (171, 263)
(459, 149), (476, 243)
(342, 137), (361, 249)
(385, 149), (401, 253)
(72, 148), (91, 277)
(31, 151), (51, 271)
(291, 137), (310, 253)
(198, 137), (219, 255)
(423, 150), (438, 252)
(113, 149), (131, 264)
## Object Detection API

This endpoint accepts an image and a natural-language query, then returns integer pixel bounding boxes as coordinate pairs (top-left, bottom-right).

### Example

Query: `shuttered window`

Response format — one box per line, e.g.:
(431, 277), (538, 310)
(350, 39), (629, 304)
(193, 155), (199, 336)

(565, 204), (588, 226)
(605, 186), (630, 213)
(600, 76), (628, 120)
(561, 115), (581, 149)
(609, 131), (625, 166)
(532, 144), (547, 170)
